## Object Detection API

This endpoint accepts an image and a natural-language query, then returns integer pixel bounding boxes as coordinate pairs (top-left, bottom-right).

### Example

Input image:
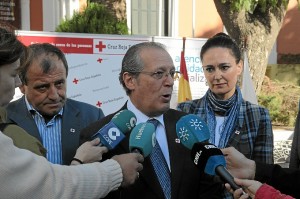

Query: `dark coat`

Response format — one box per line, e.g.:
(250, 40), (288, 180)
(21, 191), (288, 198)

(80, 104), (223, 199)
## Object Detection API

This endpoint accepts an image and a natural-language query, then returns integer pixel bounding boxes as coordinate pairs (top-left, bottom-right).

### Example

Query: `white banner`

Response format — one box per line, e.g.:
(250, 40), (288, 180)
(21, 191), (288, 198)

(16, 31), (150, 115)
(13, 31), (219, 114)
(153, 37), (208, 108)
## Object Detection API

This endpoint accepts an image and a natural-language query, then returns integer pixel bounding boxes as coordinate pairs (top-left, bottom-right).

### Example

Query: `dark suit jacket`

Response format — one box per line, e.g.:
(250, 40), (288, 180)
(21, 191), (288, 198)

(6, 96), (105, 165)
(290, 111), (300, 169)
(255, 162), (300, 198)
(80, 104), (223, 199)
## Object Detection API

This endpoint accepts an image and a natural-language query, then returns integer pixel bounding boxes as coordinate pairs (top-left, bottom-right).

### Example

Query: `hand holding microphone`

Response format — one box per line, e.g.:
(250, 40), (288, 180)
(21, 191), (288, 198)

(119, 122), (156, 184)
(109, 116), (158, 188)
(112, 153), (144, 187)
(89, 109), (145, 187)
(72, 137), (108, 165)
(225, 178), (261, 199)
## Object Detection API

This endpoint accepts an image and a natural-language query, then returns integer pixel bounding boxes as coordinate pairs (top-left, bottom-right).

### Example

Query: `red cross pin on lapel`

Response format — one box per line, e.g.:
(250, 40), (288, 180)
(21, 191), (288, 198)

(70, 128), (75, 133)
(175, 138), (180, 143)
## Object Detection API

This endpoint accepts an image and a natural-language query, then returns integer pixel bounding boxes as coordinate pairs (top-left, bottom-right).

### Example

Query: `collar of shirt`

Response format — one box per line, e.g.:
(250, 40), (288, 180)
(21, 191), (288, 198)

(126, 99), (164, 126)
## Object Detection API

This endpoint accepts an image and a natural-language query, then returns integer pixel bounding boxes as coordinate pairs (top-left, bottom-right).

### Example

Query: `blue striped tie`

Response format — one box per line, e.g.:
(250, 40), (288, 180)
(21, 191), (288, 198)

(148, 118), (171, 199)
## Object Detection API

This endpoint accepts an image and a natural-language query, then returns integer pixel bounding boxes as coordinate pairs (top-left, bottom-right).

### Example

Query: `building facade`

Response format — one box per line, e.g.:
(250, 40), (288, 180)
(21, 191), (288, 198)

(1, 0), (300, 63)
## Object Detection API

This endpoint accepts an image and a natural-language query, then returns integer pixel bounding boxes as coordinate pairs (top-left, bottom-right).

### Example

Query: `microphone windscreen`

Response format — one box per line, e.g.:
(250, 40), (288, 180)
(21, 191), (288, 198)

(191, 143), (242, 191)
(191, 143), (226, 175)
(112, 109), (137, 133)
(129, 123), (156, 157)
(176, 114), (210, 149)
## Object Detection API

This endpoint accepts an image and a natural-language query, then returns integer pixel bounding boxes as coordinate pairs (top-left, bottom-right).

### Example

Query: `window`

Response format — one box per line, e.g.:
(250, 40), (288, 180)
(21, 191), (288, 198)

(131, 0), (168, 36)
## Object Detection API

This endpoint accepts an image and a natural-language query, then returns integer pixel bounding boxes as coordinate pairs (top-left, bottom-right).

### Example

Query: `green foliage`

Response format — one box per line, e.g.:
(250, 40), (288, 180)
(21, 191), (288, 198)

(258, 94), (282, 121)
(221, 0), (289, 13)
(258, 78), (300, 127)
(55, 3), (128, 34)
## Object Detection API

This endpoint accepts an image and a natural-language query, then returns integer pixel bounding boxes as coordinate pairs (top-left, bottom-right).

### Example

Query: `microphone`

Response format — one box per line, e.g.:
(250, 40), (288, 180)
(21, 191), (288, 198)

(176, 114), (210, 149)
(176, 115), (245, 194)
(91, 109), (137, 150)
(191, 142), (242, 191)
(129, 122), (156, 157)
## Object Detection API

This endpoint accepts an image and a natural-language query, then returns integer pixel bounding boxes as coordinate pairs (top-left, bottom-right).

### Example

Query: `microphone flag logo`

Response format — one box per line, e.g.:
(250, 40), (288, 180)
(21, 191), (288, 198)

(108, 127), (121, 140)
(176, 114), (210, 149)
(97, 122), (125, 150)
(177, 127), (190, 142)
(129, 117), (137, 129)
(189, 118), (205, 131)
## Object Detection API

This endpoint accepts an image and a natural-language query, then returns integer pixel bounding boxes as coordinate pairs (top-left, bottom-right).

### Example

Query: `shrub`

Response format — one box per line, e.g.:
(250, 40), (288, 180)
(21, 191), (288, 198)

(55, 3), (128, 35)
(258, 76), (300, 127)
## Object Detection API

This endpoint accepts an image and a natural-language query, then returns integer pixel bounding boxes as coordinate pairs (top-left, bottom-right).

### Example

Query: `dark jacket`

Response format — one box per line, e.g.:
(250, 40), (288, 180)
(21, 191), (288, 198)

(6, 96), (104, 165)
(80, 104), (223, 199)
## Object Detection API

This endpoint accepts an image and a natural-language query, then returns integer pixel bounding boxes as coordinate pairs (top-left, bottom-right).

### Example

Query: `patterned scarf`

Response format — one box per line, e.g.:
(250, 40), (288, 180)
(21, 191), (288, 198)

(204, 86), (243, 148)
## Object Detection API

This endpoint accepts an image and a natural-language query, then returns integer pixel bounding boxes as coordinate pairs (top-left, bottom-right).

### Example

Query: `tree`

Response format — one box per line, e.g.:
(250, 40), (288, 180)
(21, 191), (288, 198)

(88, 0), (126, 21)
(56, 2), (128, 35)
(213, 0), (297, 94)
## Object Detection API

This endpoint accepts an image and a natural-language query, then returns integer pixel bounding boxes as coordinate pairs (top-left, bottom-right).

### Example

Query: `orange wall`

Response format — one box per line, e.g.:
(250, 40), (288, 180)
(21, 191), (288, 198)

(30, 0), (43, 30)
(277, 0), (300, 54)
(178, 0), (193, 37)
(195, 0), (223, 38)
(178, 0), (223, 38)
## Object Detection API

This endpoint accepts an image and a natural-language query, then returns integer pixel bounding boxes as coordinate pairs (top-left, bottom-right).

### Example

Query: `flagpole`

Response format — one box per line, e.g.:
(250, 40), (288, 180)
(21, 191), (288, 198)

(178, 37), (192, 103)
(182, 37), (186, 54)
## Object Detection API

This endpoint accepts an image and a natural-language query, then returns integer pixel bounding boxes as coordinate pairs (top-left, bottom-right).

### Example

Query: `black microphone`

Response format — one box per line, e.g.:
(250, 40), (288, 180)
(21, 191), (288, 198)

(191, 142), (242, 191)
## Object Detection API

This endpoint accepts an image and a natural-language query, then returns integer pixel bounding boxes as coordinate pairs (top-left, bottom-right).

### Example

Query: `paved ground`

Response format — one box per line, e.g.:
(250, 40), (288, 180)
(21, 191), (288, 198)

(273, 127), (294, 168)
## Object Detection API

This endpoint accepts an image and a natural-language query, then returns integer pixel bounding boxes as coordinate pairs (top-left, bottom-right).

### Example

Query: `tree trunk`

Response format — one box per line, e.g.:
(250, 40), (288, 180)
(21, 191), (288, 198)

(213, 0), (287, 94)
(89, 0), (126, 20)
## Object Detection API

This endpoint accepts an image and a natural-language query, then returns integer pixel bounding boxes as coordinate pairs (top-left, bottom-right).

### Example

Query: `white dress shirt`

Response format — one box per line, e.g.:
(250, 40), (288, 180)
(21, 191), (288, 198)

(127, 99), (171, 170)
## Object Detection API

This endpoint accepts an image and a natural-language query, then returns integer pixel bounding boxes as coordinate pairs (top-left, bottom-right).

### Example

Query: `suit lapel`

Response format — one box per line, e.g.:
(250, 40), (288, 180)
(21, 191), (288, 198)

(61, 101), (81, 163)
(140, 157), (165, 198)
(9, 97), (42, 142)
(164, 110), (186, 199)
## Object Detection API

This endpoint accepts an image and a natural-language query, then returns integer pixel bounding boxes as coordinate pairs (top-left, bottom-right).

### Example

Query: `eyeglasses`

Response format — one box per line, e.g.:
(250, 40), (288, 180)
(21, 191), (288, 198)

(130, 70), (177, 80)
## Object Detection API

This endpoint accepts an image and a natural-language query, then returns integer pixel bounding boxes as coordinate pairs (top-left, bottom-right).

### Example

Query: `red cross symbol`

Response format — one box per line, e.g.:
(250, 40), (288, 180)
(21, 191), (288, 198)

(73, 78), (79, 84)
(97, 58), (103, 63)
(96, 101), (102, 107)
(95, 41), (106, 52)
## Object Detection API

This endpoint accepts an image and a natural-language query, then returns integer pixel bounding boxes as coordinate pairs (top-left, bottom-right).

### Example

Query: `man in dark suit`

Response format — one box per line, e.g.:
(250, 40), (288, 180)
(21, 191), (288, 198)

(81, 42), (222, 199)
(6, 43), (104, 165)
